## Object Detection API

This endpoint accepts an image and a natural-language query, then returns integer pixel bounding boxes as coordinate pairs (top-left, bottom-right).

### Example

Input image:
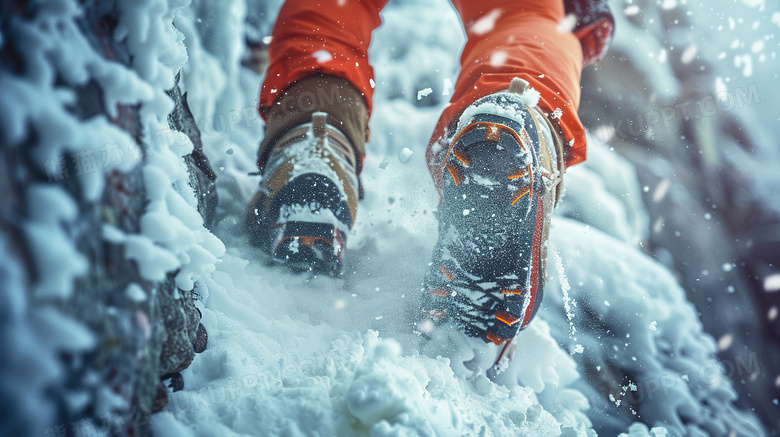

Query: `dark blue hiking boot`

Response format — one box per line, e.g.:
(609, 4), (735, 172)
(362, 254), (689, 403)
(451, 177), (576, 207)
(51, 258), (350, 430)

(420, 78), (564, 355)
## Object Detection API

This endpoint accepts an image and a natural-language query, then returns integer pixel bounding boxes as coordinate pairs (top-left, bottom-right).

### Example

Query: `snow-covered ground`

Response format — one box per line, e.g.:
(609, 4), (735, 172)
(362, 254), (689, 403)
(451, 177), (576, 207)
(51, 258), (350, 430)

(2, 0), (777, 436)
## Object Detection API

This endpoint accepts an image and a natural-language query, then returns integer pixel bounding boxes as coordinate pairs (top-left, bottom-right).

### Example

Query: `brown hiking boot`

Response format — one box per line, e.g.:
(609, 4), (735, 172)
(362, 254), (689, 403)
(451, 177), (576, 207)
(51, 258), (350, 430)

(247, 74), (368, 275)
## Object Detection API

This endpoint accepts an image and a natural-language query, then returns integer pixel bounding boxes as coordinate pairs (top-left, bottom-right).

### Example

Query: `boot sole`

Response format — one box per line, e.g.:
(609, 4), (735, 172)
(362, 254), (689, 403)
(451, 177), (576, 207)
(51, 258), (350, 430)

(270, 221), (344, 276)
(424, 103), (548, 344)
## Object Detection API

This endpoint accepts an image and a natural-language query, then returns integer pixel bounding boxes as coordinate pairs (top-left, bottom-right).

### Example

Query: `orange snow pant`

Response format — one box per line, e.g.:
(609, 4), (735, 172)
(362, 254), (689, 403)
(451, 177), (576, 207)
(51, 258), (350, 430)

(259, 0), (586, 171)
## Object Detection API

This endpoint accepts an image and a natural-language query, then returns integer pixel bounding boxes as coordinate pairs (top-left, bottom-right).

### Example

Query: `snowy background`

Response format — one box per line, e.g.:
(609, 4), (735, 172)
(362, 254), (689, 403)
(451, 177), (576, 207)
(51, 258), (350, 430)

(1, 0), (779, 436)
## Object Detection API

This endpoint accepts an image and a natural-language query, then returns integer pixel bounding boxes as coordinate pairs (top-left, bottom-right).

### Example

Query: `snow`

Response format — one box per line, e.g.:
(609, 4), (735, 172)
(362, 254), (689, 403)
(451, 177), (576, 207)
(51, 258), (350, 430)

(519, 86), (542, 108)
(126, 283), (148, 303)
(457, 99), (526, 134)
(398, 147), (414, 164)
(624, 5), (640, 16)
(278, 203), (350, 234)
(552, 250), (577, 341)
(416, 87), (433, 100)
(144, 0), (761, 434)
(490, 50), (509, 67)
(24, 185), (88, 298)
(3, 0), (777, 435)
(0, 236), (92, 437)
(680, 45), (698, 64)
(469, 8), (502, 36)
(313, 50), (333, 63)
(558, 14), (578, 33)
(764, 274), (780, 292)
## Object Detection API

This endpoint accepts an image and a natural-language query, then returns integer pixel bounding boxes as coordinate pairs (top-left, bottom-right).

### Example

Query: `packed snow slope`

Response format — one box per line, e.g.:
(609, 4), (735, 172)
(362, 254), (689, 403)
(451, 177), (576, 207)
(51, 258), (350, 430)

(147, 0), (769, 436)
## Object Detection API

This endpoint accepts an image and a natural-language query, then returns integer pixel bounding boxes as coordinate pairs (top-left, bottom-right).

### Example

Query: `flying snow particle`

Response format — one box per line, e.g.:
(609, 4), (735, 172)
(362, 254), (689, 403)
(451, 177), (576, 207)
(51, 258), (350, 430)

(652, 217), (664, 233)
(624, 5), (640, 16)
(718, 334), (733, 351)
(764, 274), (780, 292)
(334, 299), (346, 310)
(557, 14), (577, 33)
(740, 0), (764, 9)
(417, 88), (433, 100)
(551, 108), (563, 119)
(661, 0), (678, 9)
(490, 51), (508, 67)
(653, 178), (670, 202)
(442, 78), (453, 96)
(398, 147), (414, 164)
(769, 306), (778, 321)
(681, 45), (698, 64)
(312, 50), (333, 63)
(554, 251), (577, 339)
(470, 8), (502, 35)
(734, 54), (753, 77)
(126, 283), (147, 302)
(572, 344), (584, 354)
(649, 321), (657, 331)
(751, 40), (765, 54)
(417, 319), (434, 334)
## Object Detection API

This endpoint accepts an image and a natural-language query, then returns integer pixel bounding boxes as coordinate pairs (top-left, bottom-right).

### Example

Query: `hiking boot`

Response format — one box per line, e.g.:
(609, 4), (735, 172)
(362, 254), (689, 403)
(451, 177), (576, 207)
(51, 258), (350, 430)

(247, 74), (368, 276)
(247, 112), (359, 275)
(420, 78), (564, 356)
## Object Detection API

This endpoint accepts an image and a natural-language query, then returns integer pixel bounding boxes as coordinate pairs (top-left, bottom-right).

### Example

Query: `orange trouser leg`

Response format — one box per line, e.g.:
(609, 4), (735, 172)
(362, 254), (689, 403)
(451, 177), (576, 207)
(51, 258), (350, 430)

(428, 0), (585, 187)
(260, 0), (585, 173)
(259, 0), (388, 118)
